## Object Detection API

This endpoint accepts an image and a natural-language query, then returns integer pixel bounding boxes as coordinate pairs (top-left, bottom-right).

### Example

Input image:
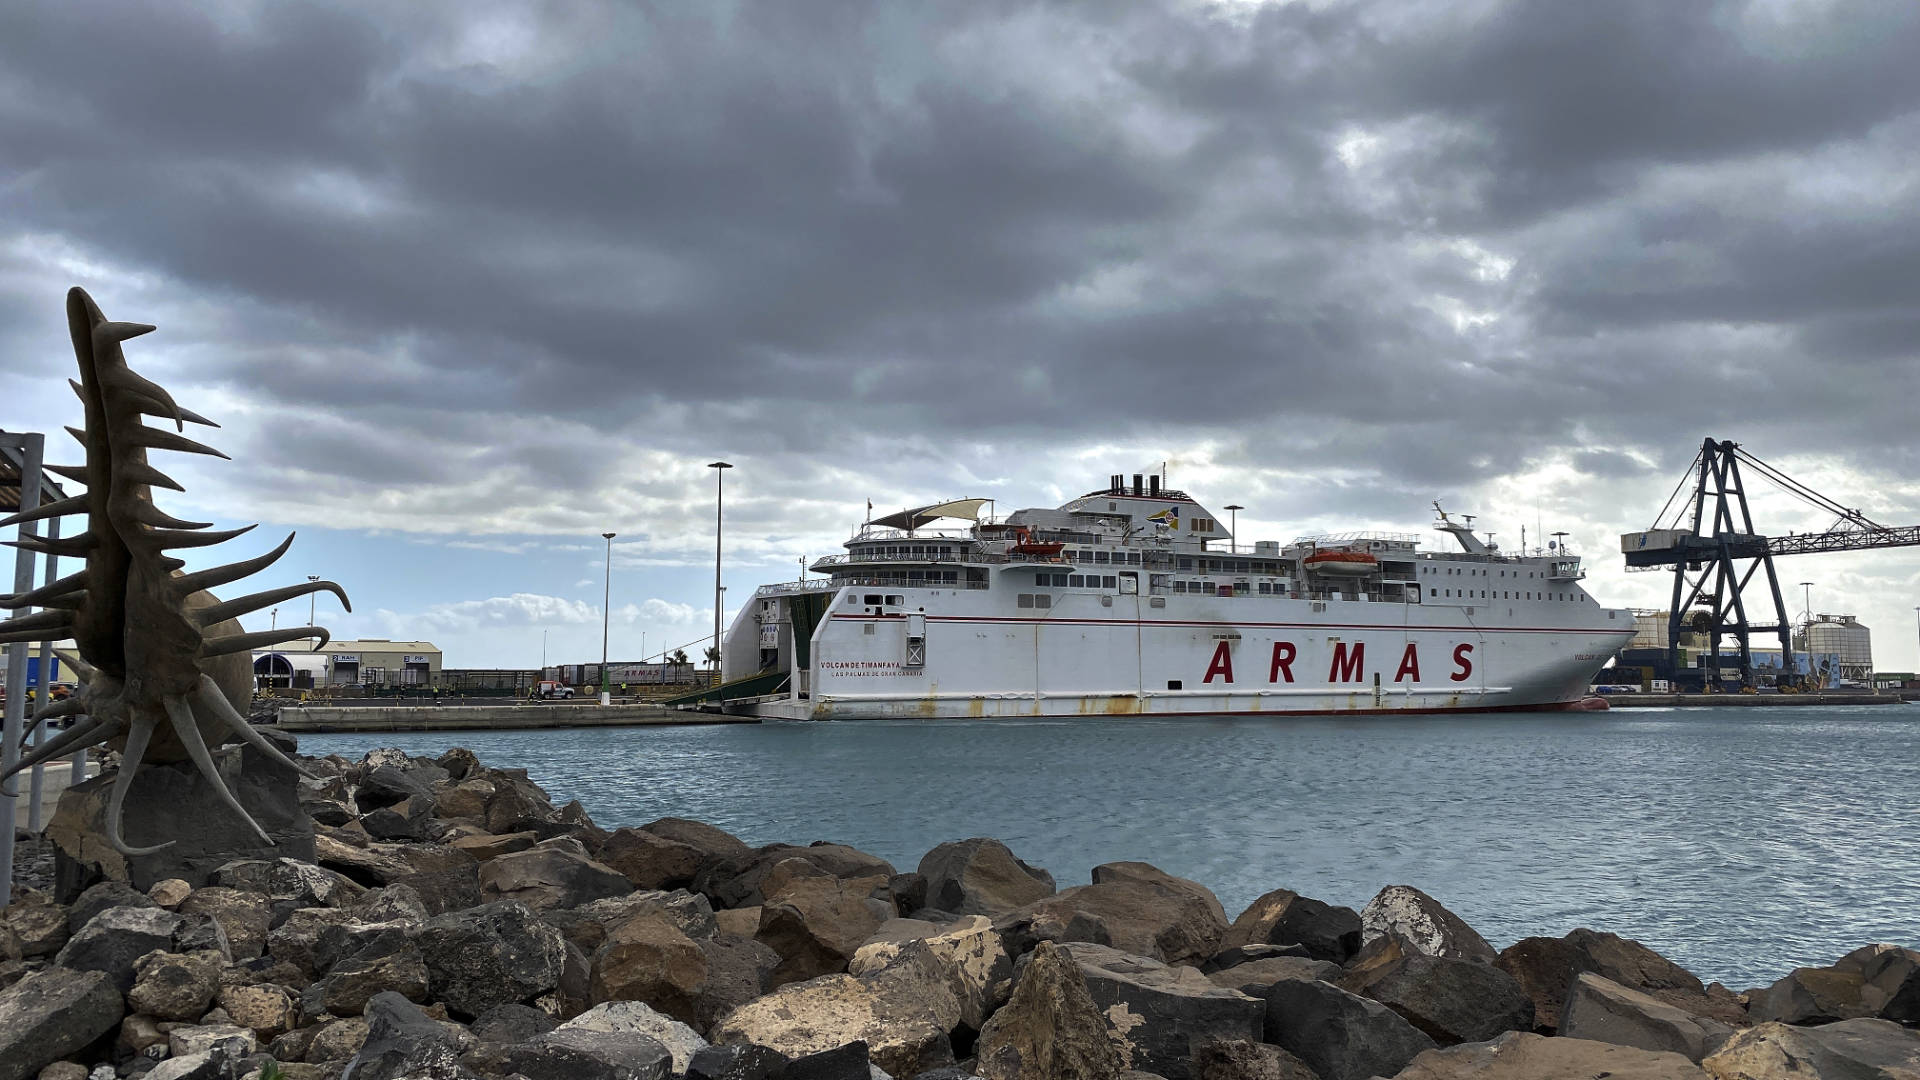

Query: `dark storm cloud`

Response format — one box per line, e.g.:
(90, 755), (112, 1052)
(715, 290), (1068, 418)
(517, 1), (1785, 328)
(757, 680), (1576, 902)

(3, 0), (1918, 526)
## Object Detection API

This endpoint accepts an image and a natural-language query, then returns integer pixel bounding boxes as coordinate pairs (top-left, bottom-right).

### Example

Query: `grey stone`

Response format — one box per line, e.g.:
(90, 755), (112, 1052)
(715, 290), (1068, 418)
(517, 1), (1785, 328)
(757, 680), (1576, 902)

(314, 939), (430, 1016)
(1702, 1017), (1920, 1078)
(478, 837), (632, 911)
(1395, 1031), (1708, 1079)
(696, 843), (896, 910)
(0, 899), (70, 957)
(210, 857), (362, 910)
(1050, 942), (1261, 1080)
(68, 882), (160, 933)
(640, 817), (752, 861)
(687, 1043), (789, 1080)
(974, 941), (1122, 1080)
(470, 1001), (557, 1043)
(176, 888), (271, 962)
(994, 866), (1224, 969)
(916, 840), (1056, 917)
(850, 915), (1014, 1032)
(1221, 888), (1361, 964)
(165, 1022), (256, 1057)
(1339, 949), (1535, 1045)
(561, 1000), (708, 1074)
(505, 1027), (672, 1080)
(1203, 955), (1340, 995)
(1748, 945), (1920, 1025)
(1562, 972), (1734, 1062)
(709, 973), (954, 1077)
(342, 990), (473, 1080)
(54, 906), (185, 991)
(0, 968), (125, 1080)
(416, 900), (567, 1019)
(1496, 929), (1742, 1033)
(597, 828), (707, 891)
(1262, 976), (1436, 1080)
(127, 949), (223, 1021)
(1189, 1039), (1319, 1080)
(1359, 886), (1497, 962)
(785, 1042), (872, 1080)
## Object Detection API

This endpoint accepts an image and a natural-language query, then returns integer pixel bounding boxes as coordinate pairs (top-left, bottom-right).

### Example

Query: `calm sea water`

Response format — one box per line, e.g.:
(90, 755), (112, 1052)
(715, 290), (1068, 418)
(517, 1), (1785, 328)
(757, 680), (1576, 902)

(298, 705), (1920, 989)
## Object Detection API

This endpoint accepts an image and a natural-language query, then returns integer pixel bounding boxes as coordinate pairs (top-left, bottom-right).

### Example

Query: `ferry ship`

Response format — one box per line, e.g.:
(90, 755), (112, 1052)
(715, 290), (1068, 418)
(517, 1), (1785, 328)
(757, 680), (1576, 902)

(712, 474), (1635, 719)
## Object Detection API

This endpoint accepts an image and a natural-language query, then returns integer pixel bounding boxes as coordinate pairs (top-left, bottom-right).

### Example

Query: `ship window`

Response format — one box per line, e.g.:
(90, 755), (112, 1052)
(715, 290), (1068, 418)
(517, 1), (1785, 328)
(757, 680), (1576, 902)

(1034, 594), (1051, 609)
(1103, 576), (1117, 589)
(1018, 594), (1034, 608)
(1128, 552), (1141, 564)
(1150, 597), (1166, 608)
(1069, 575), (1085, 587)
(1258, 583), (1270, 594)
(1167, 680), (1182, 690)
(863, 594), (883, 605)
(864, 624), (875, 635)
(1177, 557), (1194, 570)
(886, 595), (903, 605)
(1173, 581), (1187, 594)
(1094, 551), (1109, 564)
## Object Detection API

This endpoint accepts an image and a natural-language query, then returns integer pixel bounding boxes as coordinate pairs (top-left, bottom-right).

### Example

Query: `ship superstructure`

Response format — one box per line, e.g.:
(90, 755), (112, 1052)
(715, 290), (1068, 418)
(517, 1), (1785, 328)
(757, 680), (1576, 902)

(712, 474), (1634, 719)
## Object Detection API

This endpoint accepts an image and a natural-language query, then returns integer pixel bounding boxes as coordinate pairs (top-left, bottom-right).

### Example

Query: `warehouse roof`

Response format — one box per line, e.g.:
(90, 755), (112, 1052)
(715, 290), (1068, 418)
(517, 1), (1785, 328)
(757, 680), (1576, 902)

(0, 432), (71, 515)
(319, 640), (441, 654)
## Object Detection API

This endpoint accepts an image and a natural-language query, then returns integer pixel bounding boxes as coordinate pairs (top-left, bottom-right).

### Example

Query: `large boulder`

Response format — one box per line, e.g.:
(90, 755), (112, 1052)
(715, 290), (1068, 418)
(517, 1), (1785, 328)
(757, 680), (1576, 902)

(1261, 976), (1436, 1080)
(686, 1042), (790, 1079)
(641, 817), (752, 862)
(995, 865), (1226, 968)
(339, 991), (470, 1080)
(1750, 944), (1920, 1025)
(696, 933), (783, 1032)
(46, 742), (315, 900)
(313, 937), (431, 1016)
(415, 900), (567, 1019)
(1053, 942), (1263, 1080)
(974, 940), (1123, 1080)
(505, 1027), (673, 1080)
(0, 897), (69, 958)
(563, 1000), (710, 1074)
(1701, 1018), (1920, 1078)
(756, 859), (890, 987)
(598, 828), (709, 891)
(210, 855), (364, 912)
(480, 837), (633, 910)
(127, 949), (223, 1021)
(54, 905), (186, 991)
(0, 967), (125, 1080)
(1338, 942), (1535, 1045)
(1190, 1039), (1318, 1080)
(916, 839), (1056, 917)
(1204, 955), (1341, 996)
(711, 973), (953, 1077)
(849, 915), (1013, 1031)
(588, 908), (712, 1025)
(176, 887), (272, 961)
(696, 843), (895, 910)
(216, 983), (298, 1039)
(1359, 886), (1496, 962)
(1496, 929), (1740, 1032)
(67, 880), (159, 932)
(1563, 972), (1735, 1062)
(1221, 889), (1360, 964)
(1396, 1031), (1709, 1078)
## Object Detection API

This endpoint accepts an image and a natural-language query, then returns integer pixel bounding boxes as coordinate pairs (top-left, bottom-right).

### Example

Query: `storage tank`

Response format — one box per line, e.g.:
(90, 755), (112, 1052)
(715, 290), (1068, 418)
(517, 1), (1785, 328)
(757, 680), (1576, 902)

(1795, 614), (1873, 684)
(1630, 610), (1669, 650)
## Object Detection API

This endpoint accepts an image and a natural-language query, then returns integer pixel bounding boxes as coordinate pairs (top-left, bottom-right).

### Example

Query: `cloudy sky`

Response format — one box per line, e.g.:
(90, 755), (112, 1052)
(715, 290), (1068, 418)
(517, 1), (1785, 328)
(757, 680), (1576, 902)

(4, 0), (1918, 672)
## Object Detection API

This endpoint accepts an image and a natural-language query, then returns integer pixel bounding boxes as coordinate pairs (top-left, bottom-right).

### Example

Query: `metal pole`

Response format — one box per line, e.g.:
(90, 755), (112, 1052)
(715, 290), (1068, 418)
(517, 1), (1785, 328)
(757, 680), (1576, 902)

(600, 532), (616, 705)
(709, 462), (732, 682)
(1224, 505), (1243, 555)
(27, 515), (59, 832)
(2, 431), (46, 909)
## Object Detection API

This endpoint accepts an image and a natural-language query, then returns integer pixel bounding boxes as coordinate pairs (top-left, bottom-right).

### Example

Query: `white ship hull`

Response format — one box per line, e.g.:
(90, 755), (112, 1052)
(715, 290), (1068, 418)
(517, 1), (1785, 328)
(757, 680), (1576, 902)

(707, 480), (1634, 720)
(723, 585), (1632, 720)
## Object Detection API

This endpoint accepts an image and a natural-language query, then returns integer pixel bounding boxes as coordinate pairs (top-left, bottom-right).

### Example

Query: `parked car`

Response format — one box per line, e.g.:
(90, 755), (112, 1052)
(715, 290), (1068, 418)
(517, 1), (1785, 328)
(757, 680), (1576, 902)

(533, 680), (576, 700)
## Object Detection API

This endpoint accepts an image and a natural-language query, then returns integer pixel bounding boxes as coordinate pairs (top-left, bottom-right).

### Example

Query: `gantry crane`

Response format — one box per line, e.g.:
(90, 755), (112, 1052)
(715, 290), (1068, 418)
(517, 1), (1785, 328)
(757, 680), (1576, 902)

(1622, 438), (1920, 689)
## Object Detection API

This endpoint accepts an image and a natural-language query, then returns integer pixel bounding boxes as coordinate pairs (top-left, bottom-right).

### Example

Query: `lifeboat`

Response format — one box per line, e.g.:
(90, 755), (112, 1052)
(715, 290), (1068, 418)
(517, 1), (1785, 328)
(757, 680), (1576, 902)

(1302, 549), (1379, 575)
(1010, 526), (1066, 557)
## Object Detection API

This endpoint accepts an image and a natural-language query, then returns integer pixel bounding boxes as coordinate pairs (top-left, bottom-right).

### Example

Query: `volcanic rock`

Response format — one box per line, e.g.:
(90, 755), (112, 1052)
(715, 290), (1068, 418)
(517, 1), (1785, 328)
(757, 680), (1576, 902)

(1749, 943), (1920, 1025)
(216, 983), (297, 1039)
(0, 968), (125, 1080)
(974, 940), (1122, 1080)
(176, 888), (271, 961)
(1221, 888), (1361, 964)
(588, 908), (711, 1025)
(1203, 955), (1340, 995)
(506, 1027), (675, 1080)
(68, 882), (158, 932)
(563, 1000), (710, 1073)
(1189, 1039), (1318, 1080)
(1261, 975), (1436, 1080)
(850, 915), (1013, 1031)
(126, 949), (223, 1020)
(1050, 941), (1263, 1080)
(1338, 946), (1534, 1045)
(696, 843), (896, 910)
(1562, 972), (1735, 1062)
(1495, 928), (1738, 1031)
(479, 836), (632, 910)
(1701, 1017), (1920, 1078)
(993, 864), (1225, 968)
(415, 900), (567, 1019)
(54, 905), (185, 991)
(1359, 886), (1496, 961)
(1, 897), (70, 958)
(686, 1042), (790, 1080)
(711, 973), (954, 1077)
(342, 991), (472, 1080)
(1395, 1031), (1709, 1078)
(916, 839), (1056, 917)
(598, 828), (708, 891)
(783, 1041), (873, 1080)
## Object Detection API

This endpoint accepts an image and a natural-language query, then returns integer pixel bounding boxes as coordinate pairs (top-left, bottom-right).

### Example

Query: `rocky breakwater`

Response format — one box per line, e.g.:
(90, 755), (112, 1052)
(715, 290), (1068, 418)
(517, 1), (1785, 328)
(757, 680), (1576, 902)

(5, 744), (1920, 1080)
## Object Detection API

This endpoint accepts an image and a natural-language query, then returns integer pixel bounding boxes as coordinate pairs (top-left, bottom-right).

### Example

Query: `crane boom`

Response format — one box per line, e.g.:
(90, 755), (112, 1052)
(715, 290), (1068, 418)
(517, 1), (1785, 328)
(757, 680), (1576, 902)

(1767, 525), (1920, 557)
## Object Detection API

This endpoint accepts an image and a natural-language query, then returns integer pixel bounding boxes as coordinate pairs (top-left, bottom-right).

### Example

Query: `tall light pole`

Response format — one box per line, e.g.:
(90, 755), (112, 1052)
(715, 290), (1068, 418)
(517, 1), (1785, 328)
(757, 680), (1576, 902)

(1224, 505), (1243, 555)
(600, 531), (616, 705)
(709, 461), (732, 682)
(307, 574), (319, 628)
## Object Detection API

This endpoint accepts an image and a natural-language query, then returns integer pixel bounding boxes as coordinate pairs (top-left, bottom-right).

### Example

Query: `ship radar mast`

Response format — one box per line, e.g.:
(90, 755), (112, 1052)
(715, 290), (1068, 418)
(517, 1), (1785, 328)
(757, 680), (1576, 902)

(1433, 501), (1493, 555)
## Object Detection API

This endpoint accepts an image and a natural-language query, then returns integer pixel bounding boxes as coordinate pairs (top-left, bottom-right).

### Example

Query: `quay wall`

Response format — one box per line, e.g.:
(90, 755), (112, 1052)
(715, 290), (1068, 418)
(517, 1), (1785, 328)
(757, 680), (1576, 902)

(1604, 692), (1904, 707)
(273, 702), (757, 733)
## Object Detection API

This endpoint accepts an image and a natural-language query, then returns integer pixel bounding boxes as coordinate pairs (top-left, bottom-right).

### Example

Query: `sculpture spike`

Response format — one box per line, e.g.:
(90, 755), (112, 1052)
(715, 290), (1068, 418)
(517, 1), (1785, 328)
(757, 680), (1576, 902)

(95, 320), (157, 343)
(120, 461), (185, 492)
(168, 695), (273, 845)
(56, 649), (96, 684)
(0, 493), (92, 529)
(197, 674), (318, 780)
(0, 609), (73, 634)
(0, 568), (89, 609)
(129, 426), (230, 460)
(130, 396), (216, 430)
(45, 464), (91, 485)
(146, 524), (258, 550)
(130, 503), (213, 531)
(0, 715), (118, 779)
(32, 695), (89, 725)
(201, 626), (329, 658)
(5, 531), (96, 558)
(99, 366), (185, 429)
(106, 718), (173, 856)
(172, 533), (295, 595)
(65, 425), (88, 445)
(196, 580), (351, 626)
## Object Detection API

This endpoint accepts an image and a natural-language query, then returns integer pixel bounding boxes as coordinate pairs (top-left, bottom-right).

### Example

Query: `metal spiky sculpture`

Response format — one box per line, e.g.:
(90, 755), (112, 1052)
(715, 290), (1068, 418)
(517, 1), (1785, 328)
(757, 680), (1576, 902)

(0, 287), (349, 855)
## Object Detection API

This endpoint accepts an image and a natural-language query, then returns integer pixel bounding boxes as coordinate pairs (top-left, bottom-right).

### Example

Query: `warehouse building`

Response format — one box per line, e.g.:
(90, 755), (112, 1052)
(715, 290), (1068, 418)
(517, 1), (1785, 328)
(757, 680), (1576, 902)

(253, 639), (443, 688)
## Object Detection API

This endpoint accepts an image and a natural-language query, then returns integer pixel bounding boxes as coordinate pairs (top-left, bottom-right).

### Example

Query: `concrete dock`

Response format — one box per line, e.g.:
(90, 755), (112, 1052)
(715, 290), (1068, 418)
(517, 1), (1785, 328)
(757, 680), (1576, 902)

(1604, 692), (1908, 707)
(274, 702), (757, 734)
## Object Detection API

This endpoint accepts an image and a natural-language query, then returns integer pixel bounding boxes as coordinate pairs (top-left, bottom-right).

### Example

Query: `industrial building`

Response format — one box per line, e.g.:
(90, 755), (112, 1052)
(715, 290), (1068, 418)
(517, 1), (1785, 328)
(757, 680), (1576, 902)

(1793, 614), (1873, 685)
(252, 639), (442, 689)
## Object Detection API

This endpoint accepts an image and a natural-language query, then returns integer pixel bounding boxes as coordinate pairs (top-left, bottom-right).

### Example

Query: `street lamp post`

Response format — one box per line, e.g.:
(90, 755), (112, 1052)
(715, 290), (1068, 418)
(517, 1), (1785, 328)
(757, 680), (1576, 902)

(601, 532), (616, 705)
(1224, 505), (1243, 555)
(709, 462), (732, 683)
(307, 574), (319, 628)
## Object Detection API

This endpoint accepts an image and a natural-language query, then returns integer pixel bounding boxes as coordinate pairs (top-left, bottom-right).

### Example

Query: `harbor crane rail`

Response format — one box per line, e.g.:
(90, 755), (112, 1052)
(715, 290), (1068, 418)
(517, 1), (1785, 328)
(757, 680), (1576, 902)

(1623, 437), (1920, 689)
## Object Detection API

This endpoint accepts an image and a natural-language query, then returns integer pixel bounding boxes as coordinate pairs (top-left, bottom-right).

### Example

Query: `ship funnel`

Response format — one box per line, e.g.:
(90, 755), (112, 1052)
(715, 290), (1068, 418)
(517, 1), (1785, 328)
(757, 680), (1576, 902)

(1132, 473), (1143, 495)
(1149, 475), (1161, 496)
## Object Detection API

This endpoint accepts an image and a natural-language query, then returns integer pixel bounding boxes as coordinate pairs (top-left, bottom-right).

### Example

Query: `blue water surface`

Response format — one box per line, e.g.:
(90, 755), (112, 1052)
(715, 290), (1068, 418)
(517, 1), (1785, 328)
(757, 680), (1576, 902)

(297, 705), (1920, 988)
